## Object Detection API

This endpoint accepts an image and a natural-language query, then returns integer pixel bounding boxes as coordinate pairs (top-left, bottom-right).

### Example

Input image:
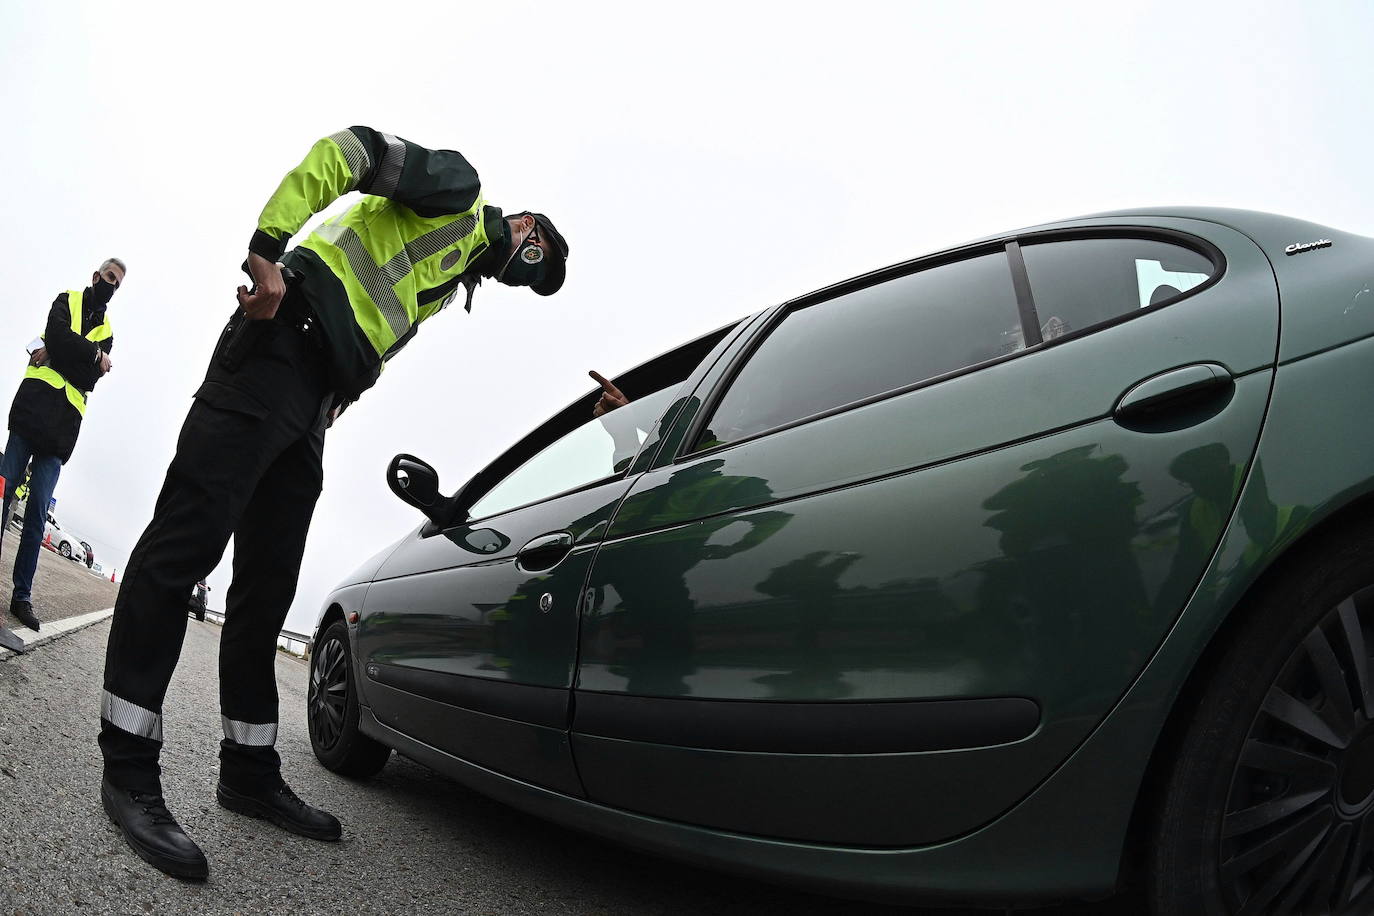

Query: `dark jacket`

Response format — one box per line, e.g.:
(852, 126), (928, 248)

(8, 290), (114, 462)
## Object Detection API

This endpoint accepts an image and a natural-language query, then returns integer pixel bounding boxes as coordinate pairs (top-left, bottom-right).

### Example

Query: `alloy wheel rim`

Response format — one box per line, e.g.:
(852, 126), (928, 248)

(1219, 587), (1374, 914)
(308, 636), (348, 751)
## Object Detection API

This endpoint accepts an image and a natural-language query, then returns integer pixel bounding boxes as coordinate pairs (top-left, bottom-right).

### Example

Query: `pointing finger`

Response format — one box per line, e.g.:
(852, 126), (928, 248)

(589, 370), (625, 399)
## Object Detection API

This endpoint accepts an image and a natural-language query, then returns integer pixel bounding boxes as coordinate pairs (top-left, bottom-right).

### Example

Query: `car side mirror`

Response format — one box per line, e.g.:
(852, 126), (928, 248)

(387, 454), (449, 526)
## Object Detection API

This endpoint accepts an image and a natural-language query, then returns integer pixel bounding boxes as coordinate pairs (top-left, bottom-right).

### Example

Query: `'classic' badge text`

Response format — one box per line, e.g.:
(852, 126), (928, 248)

(1285, 239), (1332, 256)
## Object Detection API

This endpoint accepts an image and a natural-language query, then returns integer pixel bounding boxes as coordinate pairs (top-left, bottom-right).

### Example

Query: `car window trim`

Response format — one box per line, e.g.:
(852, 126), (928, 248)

(1005, 240), (1043, 347)
(678, 226), (1226, 462)
(634, 308), (777, 474)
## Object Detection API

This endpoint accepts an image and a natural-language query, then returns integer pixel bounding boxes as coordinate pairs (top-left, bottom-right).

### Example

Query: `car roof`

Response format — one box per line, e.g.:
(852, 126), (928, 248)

(1050, 205), (1348, 240)
(783, 207), (1366, 311)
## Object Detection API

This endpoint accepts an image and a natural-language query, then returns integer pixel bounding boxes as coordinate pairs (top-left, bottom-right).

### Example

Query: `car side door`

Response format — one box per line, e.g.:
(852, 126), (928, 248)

(355, 323), (748, 795)
(571, 218), (1280, 846)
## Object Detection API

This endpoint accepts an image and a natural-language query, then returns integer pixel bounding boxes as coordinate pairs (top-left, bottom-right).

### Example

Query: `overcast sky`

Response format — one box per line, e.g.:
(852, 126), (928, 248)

(2, 0), (1372, 634)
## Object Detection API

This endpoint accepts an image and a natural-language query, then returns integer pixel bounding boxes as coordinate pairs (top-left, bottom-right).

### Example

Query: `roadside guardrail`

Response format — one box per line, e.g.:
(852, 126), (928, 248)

(200, 610), (314, 659)
(278, 628), (314, 658)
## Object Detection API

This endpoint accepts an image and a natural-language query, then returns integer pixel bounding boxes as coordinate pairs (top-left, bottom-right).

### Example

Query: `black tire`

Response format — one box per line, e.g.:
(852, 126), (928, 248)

(1149, 533), (1374, 915)
(308, 619), (390, 778)
(58, 540), (71, 558)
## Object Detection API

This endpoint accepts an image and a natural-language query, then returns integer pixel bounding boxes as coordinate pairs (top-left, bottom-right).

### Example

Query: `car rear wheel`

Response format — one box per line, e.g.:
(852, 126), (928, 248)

(308, 619), (390, 778)
(1149, 534), (1374, 915)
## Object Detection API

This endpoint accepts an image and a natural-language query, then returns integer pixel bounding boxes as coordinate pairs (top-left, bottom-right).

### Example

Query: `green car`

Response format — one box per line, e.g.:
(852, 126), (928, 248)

(308, 208), (1373, 915)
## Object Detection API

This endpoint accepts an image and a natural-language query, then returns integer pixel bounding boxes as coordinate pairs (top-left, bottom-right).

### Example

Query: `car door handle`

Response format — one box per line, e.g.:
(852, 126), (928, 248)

(516, 531), (574, 572)
(1113, 363), (1234, 424)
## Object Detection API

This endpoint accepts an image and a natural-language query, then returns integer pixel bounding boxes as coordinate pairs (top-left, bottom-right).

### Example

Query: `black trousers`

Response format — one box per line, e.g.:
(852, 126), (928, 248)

(100, 305), (331, 793)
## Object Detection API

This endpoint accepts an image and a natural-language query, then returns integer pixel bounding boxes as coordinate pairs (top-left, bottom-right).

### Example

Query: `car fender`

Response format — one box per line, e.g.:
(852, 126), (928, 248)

(313, 581), (374, 704)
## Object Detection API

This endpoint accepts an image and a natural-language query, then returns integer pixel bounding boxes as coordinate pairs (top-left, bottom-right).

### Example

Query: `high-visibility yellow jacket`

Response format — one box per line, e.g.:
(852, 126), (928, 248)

(251, 126), (503, 398)
(8, 289), (113, 462)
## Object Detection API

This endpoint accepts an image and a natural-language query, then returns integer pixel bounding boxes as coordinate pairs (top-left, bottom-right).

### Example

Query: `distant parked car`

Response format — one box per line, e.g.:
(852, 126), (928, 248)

(188, 581), (210, 622)
(7, 499), (94, 566)
(43, 515), (86, 563)
(310, 208), (1373, 914)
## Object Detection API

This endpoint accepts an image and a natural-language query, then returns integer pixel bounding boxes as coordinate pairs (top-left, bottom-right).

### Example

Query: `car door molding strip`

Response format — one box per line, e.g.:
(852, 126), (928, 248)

(571, 692), (1040, 755)
(368, 663), (568, 729)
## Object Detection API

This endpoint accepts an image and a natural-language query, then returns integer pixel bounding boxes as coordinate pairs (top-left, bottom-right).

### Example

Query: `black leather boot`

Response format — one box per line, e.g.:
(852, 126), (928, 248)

(216, 780), (341, 841)
(9, 600), (39, 631)
(101, 777), (208, 880)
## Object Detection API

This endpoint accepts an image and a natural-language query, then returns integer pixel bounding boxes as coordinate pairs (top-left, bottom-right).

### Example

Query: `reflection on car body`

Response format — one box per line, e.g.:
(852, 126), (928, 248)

(308, 209), (1374, 914)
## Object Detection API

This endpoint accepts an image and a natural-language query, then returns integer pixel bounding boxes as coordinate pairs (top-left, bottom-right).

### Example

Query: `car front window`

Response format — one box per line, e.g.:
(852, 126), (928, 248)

(467, 386), (679, 519)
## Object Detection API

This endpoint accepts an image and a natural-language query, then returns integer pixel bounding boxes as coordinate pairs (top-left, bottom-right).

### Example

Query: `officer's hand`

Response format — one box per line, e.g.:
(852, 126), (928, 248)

(97, 352), (113, 375)
(239, 252), (286, 321)
(28, 347), (46, 367)
(590, 370), (629, 417)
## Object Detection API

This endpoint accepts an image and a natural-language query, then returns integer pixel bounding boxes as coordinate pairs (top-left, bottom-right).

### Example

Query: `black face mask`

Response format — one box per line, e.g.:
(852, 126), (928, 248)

(89, 278), (116, 306)
(496, 228), (547, 288)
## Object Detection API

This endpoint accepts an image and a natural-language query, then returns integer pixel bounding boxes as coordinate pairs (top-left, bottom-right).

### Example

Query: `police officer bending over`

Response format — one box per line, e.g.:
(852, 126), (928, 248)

(99, 127), (568, 880)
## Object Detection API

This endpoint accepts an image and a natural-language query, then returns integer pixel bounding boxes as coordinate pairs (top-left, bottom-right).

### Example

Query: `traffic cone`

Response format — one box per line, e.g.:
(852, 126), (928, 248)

(111, 568), (116, 583)
(43, 533), (52, 550)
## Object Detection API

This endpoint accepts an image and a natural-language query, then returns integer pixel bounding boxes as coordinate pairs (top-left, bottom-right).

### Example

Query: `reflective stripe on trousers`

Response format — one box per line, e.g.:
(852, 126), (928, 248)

(101, 690), (163, 742)
(222, 716), (278, 746)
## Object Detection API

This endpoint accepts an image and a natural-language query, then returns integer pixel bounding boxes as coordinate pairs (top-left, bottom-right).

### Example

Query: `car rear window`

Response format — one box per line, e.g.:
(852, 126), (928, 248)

(1019, 237), (1216, 339)
(697, 252), (1023, 449)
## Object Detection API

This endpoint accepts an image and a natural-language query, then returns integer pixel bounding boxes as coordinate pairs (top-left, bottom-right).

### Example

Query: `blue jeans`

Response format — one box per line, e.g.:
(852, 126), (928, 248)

(1, 431), (63, 604)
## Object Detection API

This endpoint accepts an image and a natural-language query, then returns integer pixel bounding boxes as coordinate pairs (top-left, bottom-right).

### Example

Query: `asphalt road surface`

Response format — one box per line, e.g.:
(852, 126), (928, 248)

(0, 582), (1149, 915)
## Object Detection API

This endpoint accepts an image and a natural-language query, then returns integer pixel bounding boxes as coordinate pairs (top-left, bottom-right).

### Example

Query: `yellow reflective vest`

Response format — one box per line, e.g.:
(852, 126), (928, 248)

(251, 126), (501, 398)
(24, 289), (111, 417)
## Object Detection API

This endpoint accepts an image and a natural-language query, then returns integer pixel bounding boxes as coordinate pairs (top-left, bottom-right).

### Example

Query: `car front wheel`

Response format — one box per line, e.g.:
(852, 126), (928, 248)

(308, 619), (391, 778)
(1150, 533), (1374, 915)
(58, 541), (71, 558)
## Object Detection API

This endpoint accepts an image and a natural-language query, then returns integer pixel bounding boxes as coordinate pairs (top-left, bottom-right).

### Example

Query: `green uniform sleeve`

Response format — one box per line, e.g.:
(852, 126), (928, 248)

(250, 126), (483, 262)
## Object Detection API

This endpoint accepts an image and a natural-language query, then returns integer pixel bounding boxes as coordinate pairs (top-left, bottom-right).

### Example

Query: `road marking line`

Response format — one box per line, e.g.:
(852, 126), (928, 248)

(0, 607), (114, 659)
